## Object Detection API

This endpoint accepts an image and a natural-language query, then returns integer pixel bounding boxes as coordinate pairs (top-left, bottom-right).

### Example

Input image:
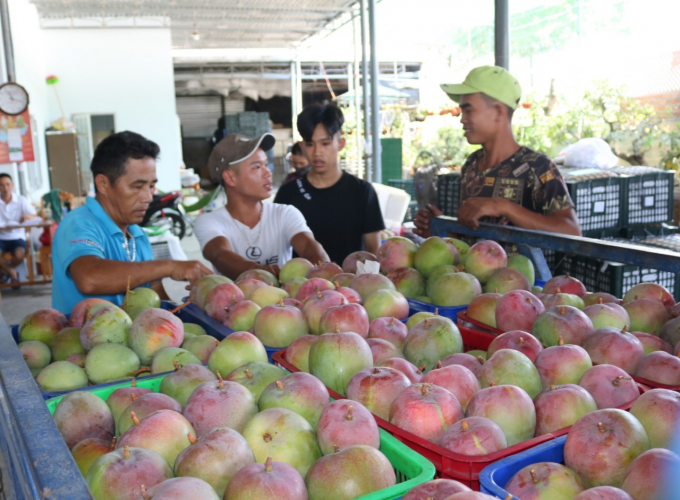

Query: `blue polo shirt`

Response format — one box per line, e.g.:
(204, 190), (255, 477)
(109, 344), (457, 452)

(51, 197), (153, 314)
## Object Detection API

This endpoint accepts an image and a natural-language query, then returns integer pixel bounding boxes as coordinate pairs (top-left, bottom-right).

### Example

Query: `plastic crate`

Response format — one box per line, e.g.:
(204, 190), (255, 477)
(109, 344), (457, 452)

(556, 253), (680, 302)
(620, 224), (678, 241)
(404, 201), (419, 223)
(566, 176), (624, 233)
(437, 173), (461, 217)
(45, 375), (436, 500)
(182, 302), (295, 363)
(407, 301), (468, 323)
(273, 326), (639, 491)
(479, 435), (567, 499)
(621, 170), (675, 227)
(11, 301), (231, 400)
(388, 179), (416, 198)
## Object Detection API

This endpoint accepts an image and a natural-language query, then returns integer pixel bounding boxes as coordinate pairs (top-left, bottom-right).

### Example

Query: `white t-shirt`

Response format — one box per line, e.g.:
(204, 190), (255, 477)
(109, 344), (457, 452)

(194, 202), (312, 273)
(0, 192), (37, 240)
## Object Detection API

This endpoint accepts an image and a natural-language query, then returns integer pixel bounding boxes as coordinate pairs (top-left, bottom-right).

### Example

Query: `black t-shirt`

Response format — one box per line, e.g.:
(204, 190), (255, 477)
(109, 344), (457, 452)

(274, 171), (385, 264)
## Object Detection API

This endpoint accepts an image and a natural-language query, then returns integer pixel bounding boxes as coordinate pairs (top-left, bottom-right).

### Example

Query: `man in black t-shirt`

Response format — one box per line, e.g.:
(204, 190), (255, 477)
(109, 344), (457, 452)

(414, 66), (580, 237)
(274, 103), (385, 265)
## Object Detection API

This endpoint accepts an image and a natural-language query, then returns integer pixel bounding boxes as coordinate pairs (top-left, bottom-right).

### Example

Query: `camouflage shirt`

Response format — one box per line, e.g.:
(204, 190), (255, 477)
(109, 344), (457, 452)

(460, 146), (574, 225)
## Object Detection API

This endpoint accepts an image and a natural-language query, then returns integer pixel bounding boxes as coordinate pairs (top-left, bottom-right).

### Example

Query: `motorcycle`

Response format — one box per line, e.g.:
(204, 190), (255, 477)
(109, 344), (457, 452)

(141, 191), (187, 240)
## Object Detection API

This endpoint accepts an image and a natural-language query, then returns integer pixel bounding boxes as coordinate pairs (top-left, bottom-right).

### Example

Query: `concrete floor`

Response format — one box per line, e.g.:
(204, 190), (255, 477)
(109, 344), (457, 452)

(0, 234), (210, 326)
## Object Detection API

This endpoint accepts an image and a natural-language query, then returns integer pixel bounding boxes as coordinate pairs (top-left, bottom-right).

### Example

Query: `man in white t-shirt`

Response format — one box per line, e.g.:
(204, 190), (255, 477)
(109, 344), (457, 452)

(194, 133), (329, 280)
(0, 173), (39, 282)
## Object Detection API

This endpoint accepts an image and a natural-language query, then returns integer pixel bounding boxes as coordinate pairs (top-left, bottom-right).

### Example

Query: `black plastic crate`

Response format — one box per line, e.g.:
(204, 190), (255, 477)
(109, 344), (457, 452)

(437, 172), (461, 217)
(556, 253), (680, 301)
(620, 224), (678, 241)
(621, 171), (675, 227)
(388, 178), (416, 198)
(566, 176), (624, 233)
(404, 200), (418, 222)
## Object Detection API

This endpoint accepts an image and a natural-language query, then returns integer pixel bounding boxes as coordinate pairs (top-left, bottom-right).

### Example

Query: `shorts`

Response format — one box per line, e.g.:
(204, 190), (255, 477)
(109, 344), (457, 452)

(0, 238), (27, 254)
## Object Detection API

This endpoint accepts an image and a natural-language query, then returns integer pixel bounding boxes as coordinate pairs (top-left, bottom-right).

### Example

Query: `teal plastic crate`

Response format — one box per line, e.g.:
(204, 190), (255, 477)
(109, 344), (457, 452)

(46, 376), (435, 500)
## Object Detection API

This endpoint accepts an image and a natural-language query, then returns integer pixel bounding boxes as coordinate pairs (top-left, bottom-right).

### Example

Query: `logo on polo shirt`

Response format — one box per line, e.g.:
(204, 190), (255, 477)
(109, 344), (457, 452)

(69, 238), (104, 252)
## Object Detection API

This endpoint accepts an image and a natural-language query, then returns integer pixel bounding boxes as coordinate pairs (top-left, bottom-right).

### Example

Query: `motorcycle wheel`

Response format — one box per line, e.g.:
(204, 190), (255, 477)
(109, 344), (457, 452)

(146, 210), (186, 240)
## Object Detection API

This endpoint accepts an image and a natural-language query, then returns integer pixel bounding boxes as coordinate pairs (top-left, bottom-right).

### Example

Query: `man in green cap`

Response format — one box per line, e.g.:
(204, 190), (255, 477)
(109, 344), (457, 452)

(414, 65), (581, 237)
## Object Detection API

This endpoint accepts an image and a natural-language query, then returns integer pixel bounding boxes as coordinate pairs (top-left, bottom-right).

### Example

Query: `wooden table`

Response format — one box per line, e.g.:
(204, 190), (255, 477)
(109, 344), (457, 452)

(0, 220), (54, 288)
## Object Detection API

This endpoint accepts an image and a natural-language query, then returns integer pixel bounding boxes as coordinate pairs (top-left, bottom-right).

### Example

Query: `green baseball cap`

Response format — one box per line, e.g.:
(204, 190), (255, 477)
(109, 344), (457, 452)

(441, 65), (522, 110)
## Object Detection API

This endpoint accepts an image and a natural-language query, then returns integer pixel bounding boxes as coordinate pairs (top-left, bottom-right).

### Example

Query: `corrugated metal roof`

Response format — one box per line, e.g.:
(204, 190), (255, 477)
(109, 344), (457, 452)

(30, 0), (359, 49)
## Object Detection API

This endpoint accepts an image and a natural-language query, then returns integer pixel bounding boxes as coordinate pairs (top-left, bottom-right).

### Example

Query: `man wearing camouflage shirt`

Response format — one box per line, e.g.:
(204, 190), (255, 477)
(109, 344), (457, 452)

(414, 66), (581, 237)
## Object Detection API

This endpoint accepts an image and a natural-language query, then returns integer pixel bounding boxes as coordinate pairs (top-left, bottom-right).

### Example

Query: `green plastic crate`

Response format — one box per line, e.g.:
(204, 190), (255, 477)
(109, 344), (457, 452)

(387, 178), (415, 198)
(566, 176), (624, 233)
(46, 376), (435, 500)
(381, 138), (403, 184)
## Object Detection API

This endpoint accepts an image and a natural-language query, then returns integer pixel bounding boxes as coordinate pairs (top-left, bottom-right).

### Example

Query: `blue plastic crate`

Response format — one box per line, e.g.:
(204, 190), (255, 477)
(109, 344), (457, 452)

(480, 435), (566, 499)
(12, 301), (232, 400)
(183, 302), (285, 363)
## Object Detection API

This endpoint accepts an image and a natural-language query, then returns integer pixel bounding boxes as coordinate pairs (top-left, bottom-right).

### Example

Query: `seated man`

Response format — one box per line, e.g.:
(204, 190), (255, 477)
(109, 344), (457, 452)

(284, 141), (310, 183)
(52, 131), (212, 314)
(194, 133), (329, 280)
(414, 65), (581, 238)
(275, 103), (385, 264)
(0, 173), (39, 282)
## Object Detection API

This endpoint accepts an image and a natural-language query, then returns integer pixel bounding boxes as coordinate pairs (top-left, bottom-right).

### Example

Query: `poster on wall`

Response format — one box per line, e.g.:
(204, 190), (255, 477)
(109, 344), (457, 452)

(0, 109), (35, 163)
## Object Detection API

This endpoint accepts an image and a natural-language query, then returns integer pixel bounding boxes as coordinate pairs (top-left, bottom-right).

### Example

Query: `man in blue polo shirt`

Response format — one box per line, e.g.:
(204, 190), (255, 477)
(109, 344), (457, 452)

(51, 131), (212, 313)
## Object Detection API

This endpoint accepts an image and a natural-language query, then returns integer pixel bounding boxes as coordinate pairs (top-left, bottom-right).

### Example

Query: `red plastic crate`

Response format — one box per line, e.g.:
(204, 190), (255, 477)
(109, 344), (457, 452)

(272, 329), (647, 490)
(457, 310), (503, 335)
(631, 374), (680, 392)
(457, 312), (680, 393)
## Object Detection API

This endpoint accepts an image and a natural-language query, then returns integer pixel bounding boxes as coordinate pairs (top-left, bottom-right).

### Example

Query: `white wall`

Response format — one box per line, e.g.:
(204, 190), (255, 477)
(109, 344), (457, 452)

(8, 0), (50, 202)
(41, 28), (182, 191)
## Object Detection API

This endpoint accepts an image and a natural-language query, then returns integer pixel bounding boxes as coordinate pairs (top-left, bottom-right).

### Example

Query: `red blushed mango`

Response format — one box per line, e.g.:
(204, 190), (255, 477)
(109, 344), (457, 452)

(183, 376), (258, 438)
(389, 383), (463, 443)
(464, 240), (508, 284)
(86, 446), (172, 500)
(368, 316), (408, 350)
(346, 366), (411, 420)
(465, 385), (536, 446)
(583, 326), (645, 374)
(635, 351), (680, 386)
(319, 302), (369, 337)
(534, 384), (598, 436)
(306, 261), (343, 281)
(421, 363), (480, 410)
(487, 330), (543, 362)
(204, 282), (244, 323)
(128, 308), (183, 365)
(496, 290), (545, 333)
(505, 462), (587, 499)
(402, 478), (471, 500)
(542, 273), (588, 296)
(316, 399), (380, 456)
(620, 448), (680, 500)
(579, 364), (640, 409)
(342, 250), (378, 274)
(534, 342), (592, 389)
(439, 417), (507, 456)
(564, 408), (650, 487)
(630, 389), (680, 449)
